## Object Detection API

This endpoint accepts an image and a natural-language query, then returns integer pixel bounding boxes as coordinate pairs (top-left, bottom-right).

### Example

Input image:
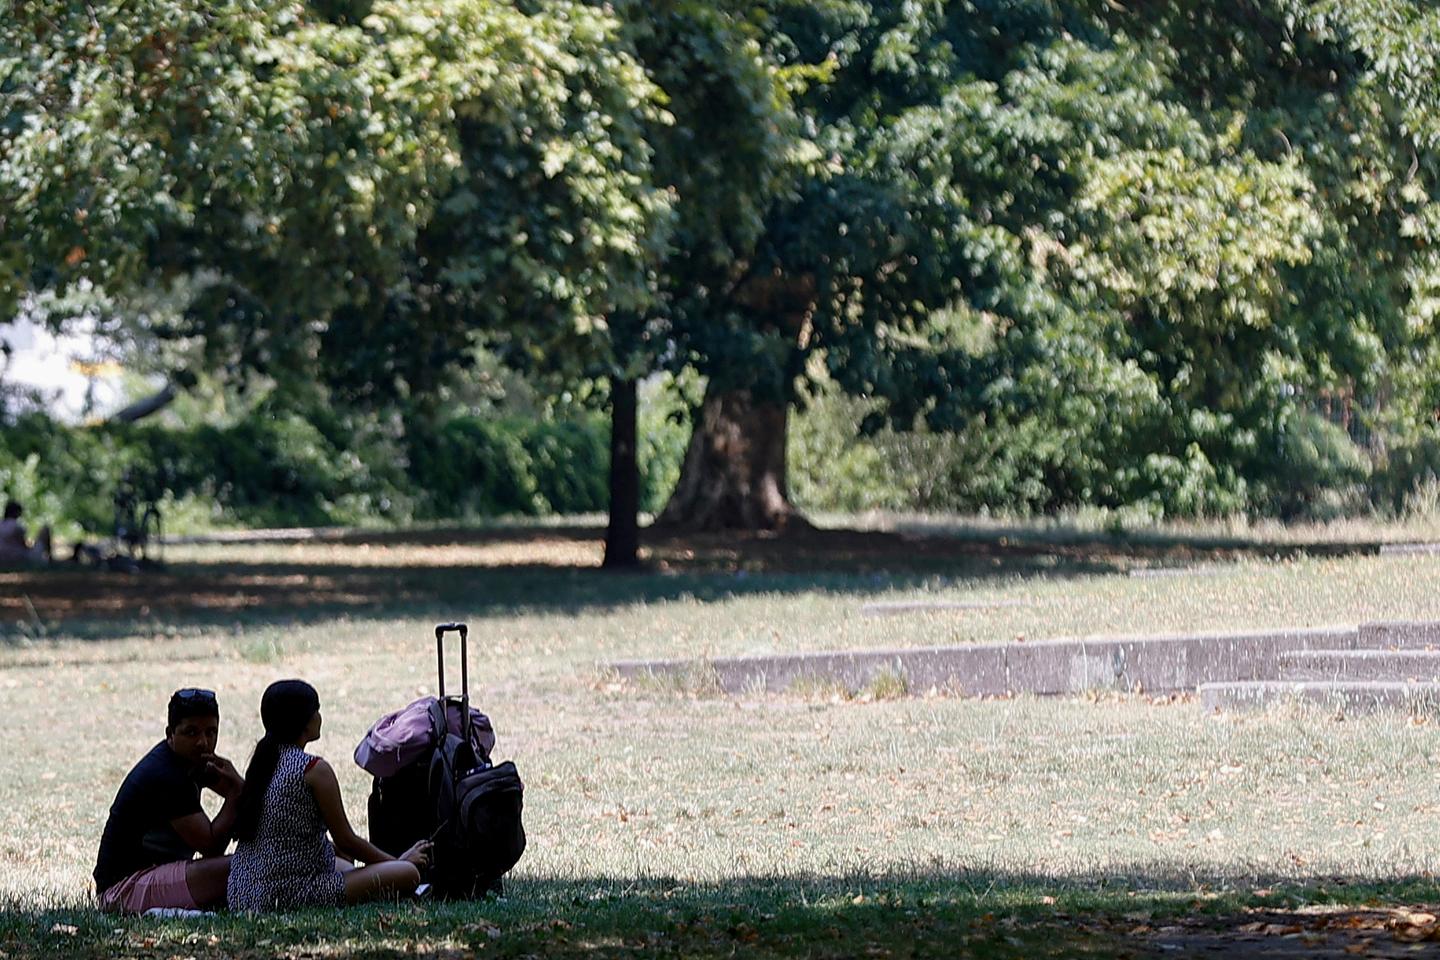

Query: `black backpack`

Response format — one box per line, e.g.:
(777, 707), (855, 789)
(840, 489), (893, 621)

(367, 623), (526, 897)
(425, 699), (525, 898)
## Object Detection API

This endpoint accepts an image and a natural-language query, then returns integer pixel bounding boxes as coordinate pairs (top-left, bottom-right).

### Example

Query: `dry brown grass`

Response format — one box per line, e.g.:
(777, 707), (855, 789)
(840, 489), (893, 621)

(4, 525), (1440, 912)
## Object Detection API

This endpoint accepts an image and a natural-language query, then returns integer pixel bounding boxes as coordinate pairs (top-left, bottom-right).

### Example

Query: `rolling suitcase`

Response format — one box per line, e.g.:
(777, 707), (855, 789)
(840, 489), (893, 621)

(366, 622), (526, 897)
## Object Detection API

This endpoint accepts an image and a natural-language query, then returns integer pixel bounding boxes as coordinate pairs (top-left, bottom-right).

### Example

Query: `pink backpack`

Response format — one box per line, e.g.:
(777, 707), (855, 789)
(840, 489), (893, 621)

(354, 696), (496, 778)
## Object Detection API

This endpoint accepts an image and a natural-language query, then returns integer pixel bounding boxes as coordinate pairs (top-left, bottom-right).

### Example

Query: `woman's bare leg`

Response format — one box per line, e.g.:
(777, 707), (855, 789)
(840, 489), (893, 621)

(342, 861), (421, 904)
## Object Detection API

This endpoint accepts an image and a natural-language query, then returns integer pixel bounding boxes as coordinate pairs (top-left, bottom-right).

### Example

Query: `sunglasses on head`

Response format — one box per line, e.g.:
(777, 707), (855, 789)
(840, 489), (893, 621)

(173, 687), (217, 704)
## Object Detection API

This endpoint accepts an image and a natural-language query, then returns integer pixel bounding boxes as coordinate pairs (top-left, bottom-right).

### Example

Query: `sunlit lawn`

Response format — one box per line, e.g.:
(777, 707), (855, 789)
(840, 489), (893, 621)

(4, 517), (1440, 957)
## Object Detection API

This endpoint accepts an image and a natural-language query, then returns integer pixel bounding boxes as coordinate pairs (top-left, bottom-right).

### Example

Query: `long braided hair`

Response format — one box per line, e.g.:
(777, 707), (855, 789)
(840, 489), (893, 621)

(233, 679), (321, 843)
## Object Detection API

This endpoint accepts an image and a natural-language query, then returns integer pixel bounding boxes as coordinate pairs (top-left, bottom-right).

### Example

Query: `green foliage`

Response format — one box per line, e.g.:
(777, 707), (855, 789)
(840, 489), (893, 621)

(1260, 413), (1372, 519)
(789, 389), (905, 513)
(1371, 424), (1440, 516)
(0, 399), (689, 532)
(753, 0), (1440, 521)
(0, 451), (75, 540)
(417, 417), (543, 518)
(0, 408), (402, 530)
(1, 414), (145, 534)
(637, 372), (700, 513)
(3, 0), (449, 322)
(415, 408), (682, 519)
(790, 379), (1380, 521)
(10, 0), (1440, 524)
(321, 0), (679, 403)
(2, 0), (671, 400)
(525, 420), (611, 517)
(183, 412), (405, 526)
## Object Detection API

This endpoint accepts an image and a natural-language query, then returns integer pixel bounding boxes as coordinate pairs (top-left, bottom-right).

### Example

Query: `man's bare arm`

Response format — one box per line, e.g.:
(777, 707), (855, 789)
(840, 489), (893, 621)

(171, 757), (244, 857)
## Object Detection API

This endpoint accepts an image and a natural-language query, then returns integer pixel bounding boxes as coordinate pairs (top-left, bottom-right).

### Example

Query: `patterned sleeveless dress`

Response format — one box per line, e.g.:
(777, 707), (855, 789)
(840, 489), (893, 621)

(226, 746), (346, 911)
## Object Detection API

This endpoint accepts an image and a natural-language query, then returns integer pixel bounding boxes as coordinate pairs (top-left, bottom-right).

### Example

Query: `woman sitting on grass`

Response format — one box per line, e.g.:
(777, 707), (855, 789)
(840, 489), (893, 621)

(227, 679), (431, 911)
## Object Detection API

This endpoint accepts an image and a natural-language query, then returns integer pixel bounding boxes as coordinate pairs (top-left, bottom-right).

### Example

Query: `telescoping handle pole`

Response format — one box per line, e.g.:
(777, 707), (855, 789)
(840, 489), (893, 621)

(434, 622), (472, 753)
(434, 622), (469, 697)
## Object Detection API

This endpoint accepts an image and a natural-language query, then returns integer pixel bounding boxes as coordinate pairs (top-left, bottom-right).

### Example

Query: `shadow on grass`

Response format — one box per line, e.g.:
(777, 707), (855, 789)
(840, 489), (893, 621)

(4, 869), (1438, 959)
(0, 522), (1386, 645)
(296, 520), (1391, 559)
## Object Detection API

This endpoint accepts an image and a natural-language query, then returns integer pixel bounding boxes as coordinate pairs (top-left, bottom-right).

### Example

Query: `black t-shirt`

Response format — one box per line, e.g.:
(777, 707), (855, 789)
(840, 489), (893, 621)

(93, 741), (204, 893)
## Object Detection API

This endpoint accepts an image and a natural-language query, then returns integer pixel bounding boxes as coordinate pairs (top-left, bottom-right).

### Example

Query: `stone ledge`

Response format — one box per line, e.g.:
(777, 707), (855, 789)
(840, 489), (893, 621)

(1378, 542), (1440, 556)
(1279, 649), (1440, 681)
(1359, 620), (1440, 647)
(859, 600), (1032, 617)
(606, 620), (1440, 698)
(1199, 680), (1440, 712)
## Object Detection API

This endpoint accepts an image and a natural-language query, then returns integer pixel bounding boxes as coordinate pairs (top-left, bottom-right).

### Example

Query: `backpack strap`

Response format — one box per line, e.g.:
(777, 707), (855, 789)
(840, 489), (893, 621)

(429, 697), (492, 769)
(428, 736), (456, 846)
(427, 697), (448, 746)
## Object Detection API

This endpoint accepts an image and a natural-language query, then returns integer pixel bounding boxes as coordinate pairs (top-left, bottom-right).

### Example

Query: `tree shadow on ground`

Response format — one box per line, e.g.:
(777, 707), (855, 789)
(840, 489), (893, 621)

(6, 869), (1439, 959)
(265, 521), (1385, 565)
(0, 522), (1385, 644)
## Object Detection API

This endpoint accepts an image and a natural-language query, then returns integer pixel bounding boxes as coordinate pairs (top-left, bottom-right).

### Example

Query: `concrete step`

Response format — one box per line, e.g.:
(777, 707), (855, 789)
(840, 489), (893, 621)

(1278, 649), (1440, 682)
(1200, 680), (1440, 713)
(1357, 621), (1440, 648)
(608, 620), (1440, 700)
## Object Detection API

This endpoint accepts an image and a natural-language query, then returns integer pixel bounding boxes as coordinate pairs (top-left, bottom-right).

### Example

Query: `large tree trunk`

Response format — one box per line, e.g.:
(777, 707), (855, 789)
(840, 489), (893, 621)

(656, 382), (809, 532)
(658, 272), (818, 533)
(602, 376), (641, 568)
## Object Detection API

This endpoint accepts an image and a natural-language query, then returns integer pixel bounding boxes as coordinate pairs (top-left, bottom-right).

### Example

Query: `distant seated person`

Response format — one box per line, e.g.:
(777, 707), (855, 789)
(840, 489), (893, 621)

(0, 500), (51, 566)
(93, 688), (245, 914)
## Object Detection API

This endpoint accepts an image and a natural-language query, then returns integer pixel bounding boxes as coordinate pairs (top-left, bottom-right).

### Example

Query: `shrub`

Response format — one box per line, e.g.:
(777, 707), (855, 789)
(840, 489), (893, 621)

(524, 418), (609, 515)
(788, 381), (1377, 522)
(1372, 425), (1440, 517)
(1251, 413), (1371, 520)
(0, 395), (692, 533)
(637, 374), (695, 515)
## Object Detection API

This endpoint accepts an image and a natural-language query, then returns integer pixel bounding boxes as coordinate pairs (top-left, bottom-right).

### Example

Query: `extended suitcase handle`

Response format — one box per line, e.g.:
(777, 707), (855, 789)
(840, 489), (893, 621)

(434, 622), (473, 756)
(435, 622), (468, 641)
(435, 622), (469, 701)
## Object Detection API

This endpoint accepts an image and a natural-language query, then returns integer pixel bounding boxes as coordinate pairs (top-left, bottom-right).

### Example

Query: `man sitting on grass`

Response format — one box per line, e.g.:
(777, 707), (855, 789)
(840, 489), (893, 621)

(93, 688), (244, 913)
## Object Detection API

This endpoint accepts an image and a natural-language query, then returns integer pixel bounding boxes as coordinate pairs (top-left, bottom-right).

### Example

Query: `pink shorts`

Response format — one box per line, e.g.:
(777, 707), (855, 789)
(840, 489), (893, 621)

(98, 861), (196, 914)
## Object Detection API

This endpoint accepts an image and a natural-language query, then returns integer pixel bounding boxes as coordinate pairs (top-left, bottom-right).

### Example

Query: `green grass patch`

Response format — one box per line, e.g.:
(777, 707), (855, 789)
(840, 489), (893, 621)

(860, 665), (909, 701)
(7, 876), (1440, 958)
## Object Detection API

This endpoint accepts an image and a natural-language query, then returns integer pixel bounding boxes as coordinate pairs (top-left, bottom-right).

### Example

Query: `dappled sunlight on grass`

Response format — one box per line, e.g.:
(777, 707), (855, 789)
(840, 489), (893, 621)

(165, 537), (606, 570)
(9, 522), (1440, 656)
(5, 521), (1440, 958)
